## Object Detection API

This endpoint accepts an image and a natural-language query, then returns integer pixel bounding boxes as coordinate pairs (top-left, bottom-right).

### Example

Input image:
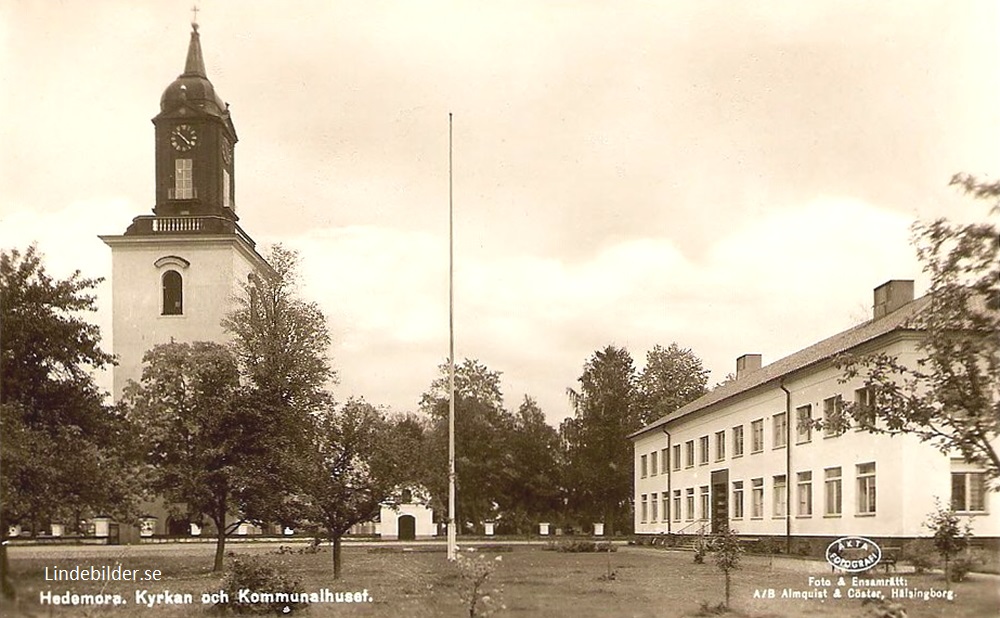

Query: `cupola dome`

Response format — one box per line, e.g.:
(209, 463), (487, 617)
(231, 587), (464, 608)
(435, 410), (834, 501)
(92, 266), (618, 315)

(159, 24), (227, 116)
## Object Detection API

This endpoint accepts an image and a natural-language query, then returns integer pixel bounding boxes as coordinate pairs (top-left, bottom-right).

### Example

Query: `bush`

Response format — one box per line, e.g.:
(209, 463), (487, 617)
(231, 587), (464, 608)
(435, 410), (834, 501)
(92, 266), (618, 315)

(455, 553), (504, 617)
(902, 540), (936, 574)
(272, 538), (322, 556)
(544, 540), (617, 553)
(219, 554), (307, 615)
(693, 600), (730, 615)
(693, 543), (707, 564)
(948, 556), (977, 582)
(858, 597), (908, 618)
(793, 540), (813, 557)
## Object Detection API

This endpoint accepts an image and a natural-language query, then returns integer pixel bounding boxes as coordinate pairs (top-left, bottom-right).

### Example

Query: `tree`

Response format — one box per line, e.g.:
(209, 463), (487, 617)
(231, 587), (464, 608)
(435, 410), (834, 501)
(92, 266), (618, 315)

(301, 398), (412, 579)
(222, 244), (337, 538)
(637, 343), (709, 424)
(0, 246), (139, 599)
(712, 526), (744, 609)
(223, 244), (335, 413)
(925, 499), (972, 588)
(712, 373), (737, 390)
(563, 345), (641, 535)
(831, 174), (1000, 481)
(125, 341), (261, 572)
(500, 396), (562, 532)
(421, 359), (514, 531)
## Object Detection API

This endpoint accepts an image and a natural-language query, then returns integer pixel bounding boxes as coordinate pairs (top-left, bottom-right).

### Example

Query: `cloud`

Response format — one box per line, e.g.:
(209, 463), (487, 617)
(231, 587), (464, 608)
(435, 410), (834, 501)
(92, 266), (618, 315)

(267, 194), (918, 423)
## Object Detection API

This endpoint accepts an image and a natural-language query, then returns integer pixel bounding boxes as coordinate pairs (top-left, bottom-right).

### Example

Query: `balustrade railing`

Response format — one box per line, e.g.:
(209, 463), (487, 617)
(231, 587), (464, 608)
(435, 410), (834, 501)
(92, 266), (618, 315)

(126, 215), (256, 248)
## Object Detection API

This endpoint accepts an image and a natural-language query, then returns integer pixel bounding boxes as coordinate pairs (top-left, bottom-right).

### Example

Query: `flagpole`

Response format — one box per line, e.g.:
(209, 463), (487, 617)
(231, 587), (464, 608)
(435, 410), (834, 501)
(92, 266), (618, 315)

(447, 112), (457, 561)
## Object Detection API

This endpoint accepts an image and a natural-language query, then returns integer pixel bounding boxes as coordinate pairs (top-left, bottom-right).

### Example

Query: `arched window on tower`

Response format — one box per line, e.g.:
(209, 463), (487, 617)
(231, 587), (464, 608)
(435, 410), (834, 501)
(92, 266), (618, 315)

(162, 270), (183, 315)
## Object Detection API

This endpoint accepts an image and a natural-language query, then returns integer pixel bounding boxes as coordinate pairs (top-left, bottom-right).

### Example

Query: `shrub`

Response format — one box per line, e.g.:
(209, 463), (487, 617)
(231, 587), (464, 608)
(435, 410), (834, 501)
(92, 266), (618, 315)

(272, 538), (322, 556)
(693, 544), (706, 564)
(219, 554), (307, 615)
(858, 597), (908, 618)
(902, 540), (936, 574)
(545, 540), (617, 553)
(455, 553), (504, 617)
(793, 540), (813, 557)
(693, 600), (729, 616)
(924, 498), (972, 588)
(948, 556), (977, 582)
(693, 537), (711, 564)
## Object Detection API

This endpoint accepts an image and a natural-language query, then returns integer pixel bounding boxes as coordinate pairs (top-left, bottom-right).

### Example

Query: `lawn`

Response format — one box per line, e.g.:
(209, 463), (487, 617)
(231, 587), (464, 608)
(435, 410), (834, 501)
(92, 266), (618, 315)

(3, 542), (997, 617)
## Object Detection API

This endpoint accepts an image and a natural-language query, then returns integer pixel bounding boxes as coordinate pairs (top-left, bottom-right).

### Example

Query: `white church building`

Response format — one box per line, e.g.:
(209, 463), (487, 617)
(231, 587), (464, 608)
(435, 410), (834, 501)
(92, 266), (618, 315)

(631, 280), (998, 552)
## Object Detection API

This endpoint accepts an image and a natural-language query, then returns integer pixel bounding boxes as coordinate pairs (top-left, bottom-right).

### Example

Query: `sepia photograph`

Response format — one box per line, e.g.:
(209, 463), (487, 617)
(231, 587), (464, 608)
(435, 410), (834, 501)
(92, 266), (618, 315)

(1, 1), (998, 616)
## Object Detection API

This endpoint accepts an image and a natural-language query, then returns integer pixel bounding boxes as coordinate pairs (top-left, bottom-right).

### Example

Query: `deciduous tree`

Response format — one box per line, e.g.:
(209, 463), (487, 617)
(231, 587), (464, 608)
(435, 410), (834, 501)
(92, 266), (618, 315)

(563, 345), (641, 535)
(637, 343), (709, 424)
(124, 341), (255, 572)
(712, 526), (744, 608)
(301, 398), (413, 579)
(1, 246), (138, 599)
(222, 244), (337, 534)
(421, 359), (514, 531)
(223, 244), (335, 413)
(832, 174), (1000, 481)
(925, 499), (972, 588)
(501, 396), (562, 532)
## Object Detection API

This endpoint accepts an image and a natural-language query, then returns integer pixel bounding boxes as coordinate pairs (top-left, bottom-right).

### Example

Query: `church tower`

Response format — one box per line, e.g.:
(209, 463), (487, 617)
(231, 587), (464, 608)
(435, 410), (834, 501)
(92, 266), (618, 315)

(101, 22), (270, 401)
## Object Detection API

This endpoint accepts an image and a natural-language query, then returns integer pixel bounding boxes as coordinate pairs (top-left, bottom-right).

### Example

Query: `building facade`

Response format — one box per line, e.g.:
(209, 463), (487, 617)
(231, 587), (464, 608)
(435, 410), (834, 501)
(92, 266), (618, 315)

(99, 23), (270, 537)
(631, 281), (998, 548)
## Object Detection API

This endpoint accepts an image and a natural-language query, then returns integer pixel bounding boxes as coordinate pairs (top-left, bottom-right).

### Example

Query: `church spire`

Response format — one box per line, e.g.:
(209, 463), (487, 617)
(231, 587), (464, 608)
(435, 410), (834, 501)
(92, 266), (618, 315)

(183, 22), (207, 78)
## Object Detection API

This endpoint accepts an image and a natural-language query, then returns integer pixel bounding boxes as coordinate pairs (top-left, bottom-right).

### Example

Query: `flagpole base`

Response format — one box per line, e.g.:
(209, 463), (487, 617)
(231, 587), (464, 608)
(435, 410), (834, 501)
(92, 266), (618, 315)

(447, 523), (457, 561)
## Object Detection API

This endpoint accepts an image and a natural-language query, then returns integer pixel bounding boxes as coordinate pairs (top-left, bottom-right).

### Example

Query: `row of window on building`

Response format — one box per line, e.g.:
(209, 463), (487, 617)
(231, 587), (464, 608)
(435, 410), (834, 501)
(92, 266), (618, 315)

(638, 465), (987, 524)
(639, 462), (873, 524)
(638, 392), (882, 479)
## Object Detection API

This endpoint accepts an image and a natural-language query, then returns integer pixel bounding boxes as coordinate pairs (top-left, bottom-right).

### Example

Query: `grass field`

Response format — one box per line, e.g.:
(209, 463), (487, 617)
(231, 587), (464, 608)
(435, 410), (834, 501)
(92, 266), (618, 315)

(3, 542), (998, 617)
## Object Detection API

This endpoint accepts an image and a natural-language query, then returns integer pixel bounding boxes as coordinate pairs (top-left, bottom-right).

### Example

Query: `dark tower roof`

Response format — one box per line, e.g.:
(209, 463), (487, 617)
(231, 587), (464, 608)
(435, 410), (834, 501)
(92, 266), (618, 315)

(159, 23), (227, 117)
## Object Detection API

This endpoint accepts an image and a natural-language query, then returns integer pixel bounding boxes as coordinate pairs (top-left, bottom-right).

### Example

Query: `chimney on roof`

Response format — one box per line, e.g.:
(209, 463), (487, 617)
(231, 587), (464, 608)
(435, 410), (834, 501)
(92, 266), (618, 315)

(736, 354), (762, 381)
(873, 280), (915, 320)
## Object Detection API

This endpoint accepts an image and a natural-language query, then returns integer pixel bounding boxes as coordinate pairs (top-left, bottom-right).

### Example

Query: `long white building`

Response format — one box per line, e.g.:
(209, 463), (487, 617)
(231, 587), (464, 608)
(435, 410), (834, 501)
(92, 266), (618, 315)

(630, 280), (997, 550)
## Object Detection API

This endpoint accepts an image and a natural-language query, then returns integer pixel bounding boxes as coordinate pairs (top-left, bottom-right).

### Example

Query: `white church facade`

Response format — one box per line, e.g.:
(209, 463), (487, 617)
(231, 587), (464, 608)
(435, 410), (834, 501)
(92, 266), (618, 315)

(631, 280), (998, 552)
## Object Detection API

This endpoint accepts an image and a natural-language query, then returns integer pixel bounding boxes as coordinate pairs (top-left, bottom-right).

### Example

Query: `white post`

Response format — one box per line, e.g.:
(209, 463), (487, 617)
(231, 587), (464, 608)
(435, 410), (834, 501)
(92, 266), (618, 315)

(92, 517), (111, 538)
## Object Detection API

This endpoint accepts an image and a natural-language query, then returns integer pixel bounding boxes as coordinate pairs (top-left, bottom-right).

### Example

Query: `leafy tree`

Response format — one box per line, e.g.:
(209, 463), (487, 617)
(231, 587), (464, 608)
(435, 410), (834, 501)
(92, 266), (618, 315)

(301, 398), (412, 579)
(563, 345), (641, 535)
(500, 396), (562, 532)
(223, 244), (335, 413)
(0, 246), (138, 599)
(125, 341), (262, 572)
(831, 174), (1000, 481)
(925, 499), (972, 588)
(421, 359), (514, 531)
(637, 343), (709, 424)
(712, 526), (744, 609)
(222, 244), (337, 534)
(712, 372), (737, 390)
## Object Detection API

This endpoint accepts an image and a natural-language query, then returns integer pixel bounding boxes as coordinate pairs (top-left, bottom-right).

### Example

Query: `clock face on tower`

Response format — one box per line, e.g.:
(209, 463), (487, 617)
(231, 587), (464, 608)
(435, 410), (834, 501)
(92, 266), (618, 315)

(170, 124), (198, 151)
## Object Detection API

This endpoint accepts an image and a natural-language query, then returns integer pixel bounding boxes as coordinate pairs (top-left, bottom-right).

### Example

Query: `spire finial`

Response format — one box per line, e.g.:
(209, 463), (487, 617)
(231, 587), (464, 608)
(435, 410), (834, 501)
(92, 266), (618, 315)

(191, 4), (200, 31)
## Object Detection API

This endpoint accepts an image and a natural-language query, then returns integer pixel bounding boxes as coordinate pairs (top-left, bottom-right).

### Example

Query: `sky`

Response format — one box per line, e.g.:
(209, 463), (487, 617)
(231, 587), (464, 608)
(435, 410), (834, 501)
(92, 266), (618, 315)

(2, 1), (998, 426)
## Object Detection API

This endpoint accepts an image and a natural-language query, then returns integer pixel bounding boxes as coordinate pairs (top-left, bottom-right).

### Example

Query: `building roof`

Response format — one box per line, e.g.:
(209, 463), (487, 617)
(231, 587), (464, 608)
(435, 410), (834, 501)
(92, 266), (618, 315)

(629, 294), (932, 439)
